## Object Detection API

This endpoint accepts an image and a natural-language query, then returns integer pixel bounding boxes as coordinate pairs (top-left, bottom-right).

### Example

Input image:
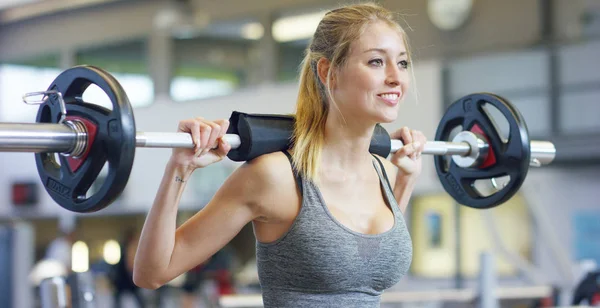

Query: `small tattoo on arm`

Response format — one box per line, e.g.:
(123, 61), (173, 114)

(175, 176), (186, 183)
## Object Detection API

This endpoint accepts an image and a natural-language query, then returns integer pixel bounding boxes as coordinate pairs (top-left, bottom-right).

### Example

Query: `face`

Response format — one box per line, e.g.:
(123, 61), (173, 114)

(329, 21), (410, 124)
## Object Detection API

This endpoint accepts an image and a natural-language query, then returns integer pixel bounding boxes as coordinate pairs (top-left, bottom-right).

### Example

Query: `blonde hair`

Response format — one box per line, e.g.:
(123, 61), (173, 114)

(291, 2), (413, 181)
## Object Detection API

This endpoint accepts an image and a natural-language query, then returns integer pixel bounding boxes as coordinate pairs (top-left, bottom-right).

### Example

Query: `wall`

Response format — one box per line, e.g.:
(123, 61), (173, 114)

(0, 0), (332, 62)
(522, 165), (600, 286)
(0, 1), (162, 62)
(440, 33), (600, 289)
(384, 0), (542, 59)
(1, 0), (589, 63)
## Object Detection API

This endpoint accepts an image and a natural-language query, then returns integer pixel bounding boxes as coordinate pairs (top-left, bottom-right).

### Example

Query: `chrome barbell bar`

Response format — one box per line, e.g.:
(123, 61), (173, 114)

(0, 121), (556, 167)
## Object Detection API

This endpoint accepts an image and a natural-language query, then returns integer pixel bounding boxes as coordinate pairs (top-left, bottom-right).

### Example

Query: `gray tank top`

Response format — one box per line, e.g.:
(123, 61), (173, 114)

(255, 152), (413, 307)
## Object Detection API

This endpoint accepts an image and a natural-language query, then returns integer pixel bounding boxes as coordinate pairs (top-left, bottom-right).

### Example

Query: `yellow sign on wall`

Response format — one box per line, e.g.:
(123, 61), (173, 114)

(410, 193), (532, 278)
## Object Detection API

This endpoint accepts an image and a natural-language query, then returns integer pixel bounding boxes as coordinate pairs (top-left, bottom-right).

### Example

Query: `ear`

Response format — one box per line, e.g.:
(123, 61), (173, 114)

(316, 58), (335, 88)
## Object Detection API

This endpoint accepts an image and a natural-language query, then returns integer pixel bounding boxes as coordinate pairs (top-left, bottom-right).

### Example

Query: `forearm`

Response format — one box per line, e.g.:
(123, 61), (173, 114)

(134, 160), (193, 288)
(393, 175), (418, 214)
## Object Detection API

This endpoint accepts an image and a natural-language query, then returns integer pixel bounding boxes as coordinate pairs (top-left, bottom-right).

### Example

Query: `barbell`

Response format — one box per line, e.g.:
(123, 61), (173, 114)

(0, 66), (556, 213)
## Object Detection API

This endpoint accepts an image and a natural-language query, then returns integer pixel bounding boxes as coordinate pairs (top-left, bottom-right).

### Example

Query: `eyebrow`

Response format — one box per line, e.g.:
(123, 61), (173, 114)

(363, 48), (407, 56)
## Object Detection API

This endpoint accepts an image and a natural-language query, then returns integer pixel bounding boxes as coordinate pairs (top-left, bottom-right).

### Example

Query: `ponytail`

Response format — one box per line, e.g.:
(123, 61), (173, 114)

(291, 51), (328, 181)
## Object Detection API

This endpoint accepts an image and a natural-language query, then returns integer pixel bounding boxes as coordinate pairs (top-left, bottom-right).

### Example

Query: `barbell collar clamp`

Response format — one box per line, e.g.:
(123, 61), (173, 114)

(450, 131), (489, 168)
(23, 90), (68, 125)
(62, 120), (88, 158)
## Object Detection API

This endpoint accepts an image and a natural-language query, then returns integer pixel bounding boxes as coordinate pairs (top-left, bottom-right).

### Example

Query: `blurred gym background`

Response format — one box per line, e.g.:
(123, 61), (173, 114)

(0, 0), (599, 307)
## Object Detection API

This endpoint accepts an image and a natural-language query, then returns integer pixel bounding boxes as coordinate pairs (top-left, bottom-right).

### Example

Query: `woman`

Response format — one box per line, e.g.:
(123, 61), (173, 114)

(134, 3), (426, 307)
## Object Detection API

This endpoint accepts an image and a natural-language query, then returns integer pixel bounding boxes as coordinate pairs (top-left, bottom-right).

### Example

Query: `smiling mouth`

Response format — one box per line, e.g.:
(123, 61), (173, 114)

(378, 93), (399, 100)
(377, 93), (401, 105)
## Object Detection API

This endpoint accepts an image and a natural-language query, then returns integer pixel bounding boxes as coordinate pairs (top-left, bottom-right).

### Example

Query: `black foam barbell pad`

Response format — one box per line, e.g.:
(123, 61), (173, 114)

(226, 111), (392, 162)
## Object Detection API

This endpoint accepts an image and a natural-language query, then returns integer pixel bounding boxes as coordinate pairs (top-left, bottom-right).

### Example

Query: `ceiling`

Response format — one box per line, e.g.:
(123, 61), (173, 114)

(0, 0), (125, 23)
(0, 0), (39, 10)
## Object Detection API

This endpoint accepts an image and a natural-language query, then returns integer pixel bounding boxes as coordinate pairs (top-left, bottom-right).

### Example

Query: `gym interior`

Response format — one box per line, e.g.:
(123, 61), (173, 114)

(0, 0), (599, 307)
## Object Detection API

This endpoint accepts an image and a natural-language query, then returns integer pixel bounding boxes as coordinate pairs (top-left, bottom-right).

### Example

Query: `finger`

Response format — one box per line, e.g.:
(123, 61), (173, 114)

(204, 121), (221, 155)
(198, 123), (211, 155)
(390, 127), (413, 151)
(419, 136), (427, 157)
(415, 131), (427, 157)
(214, 119), (230, 138)
(178, 118), (199, 131)
(389, 129), (403, 140)
(188, 117), (209, 150)
(390, 127), (410, 144)
(180, 120), (202, 153)
(409, 130), (420, 158)
(390, 151), (415, 170)
(214, 138), (232, 157)
(396, 127), (412, 151)
(392, 142), (417, 160)
(412, 130), (426, 143)
(406, 142), (424, 161)
(404, 128), (417, 159)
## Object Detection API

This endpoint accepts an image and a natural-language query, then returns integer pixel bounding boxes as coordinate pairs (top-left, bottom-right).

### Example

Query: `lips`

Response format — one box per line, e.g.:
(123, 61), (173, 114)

(377, 92), (401, 106)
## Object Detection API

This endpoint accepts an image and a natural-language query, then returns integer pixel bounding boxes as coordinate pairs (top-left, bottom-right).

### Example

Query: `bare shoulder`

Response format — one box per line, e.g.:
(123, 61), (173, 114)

(235, 151), (295, 195)
(226, 151), (299, 221)
(373, 154), (398, 188)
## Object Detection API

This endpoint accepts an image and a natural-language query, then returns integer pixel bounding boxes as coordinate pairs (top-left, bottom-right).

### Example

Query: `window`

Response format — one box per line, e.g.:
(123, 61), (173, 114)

(273, 9), (328, 82)
(558, 39), (600, 135)
(171, 36), (249, 102)
(76, 39), (154, 109)
(0, 55), (61, 122)
(446, 50), (551, 139)
(278, 41), (307, 82)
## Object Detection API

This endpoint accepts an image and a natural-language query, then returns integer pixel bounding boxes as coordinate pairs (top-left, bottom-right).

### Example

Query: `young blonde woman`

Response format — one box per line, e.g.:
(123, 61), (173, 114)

(134, 3), (427, 307)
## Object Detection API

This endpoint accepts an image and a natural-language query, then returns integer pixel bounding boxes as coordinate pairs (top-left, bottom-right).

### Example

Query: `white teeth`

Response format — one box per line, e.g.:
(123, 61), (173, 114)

(380, 93), (398, 100)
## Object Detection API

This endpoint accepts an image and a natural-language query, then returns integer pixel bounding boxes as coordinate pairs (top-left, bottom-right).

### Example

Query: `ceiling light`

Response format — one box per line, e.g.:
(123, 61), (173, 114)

(272, 11), (327, 42)
(241, 22), (264, 40)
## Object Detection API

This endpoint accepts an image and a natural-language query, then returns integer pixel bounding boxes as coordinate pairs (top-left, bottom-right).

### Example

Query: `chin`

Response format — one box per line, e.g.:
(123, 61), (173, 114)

(378, 116), (397, 124)
(373, 110), (399, 124)
(368, 115), (397, 126)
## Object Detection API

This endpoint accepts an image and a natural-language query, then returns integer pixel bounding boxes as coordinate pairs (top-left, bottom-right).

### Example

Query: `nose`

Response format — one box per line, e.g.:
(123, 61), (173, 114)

(385, 65), (401, 87)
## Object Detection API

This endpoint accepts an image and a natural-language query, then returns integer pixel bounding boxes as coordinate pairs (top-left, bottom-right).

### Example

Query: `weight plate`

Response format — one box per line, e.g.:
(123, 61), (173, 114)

(35, 65), (135, 213)
(434, 93), (531, 209)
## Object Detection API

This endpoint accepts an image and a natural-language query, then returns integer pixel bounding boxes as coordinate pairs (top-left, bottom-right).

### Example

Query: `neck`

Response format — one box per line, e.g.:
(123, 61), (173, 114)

(319, 112), (376, 175)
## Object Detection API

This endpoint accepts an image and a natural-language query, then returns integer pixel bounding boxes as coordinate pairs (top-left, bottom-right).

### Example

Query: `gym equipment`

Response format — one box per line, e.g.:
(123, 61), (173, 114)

(0, 66), (556, 212)
(572, 270), (600, 305)
(39, 272), (96, 308)
(434, 93), (548, 208)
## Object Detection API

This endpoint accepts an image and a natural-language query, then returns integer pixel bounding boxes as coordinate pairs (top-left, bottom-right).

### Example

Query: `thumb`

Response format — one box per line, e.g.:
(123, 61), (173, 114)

(391, 142), (419, 161)
(390, 155), (418, 174)
(213, 138), (232, 158)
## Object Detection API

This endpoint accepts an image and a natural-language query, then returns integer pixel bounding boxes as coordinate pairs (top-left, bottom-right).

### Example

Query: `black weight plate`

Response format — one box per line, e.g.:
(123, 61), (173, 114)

(434, 93), (531, 209)
(35, 65), (135, 213)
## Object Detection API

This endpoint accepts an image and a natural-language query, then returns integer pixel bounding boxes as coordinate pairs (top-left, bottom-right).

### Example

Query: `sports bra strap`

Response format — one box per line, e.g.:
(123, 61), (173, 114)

(371, 155), (395, 195)
(282, 151), (303, 196)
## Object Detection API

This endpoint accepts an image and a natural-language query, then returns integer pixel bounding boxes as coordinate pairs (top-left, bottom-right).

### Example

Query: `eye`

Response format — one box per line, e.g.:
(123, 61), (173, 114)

(368, 58), (384, 67)
(398, 60), (410, 69)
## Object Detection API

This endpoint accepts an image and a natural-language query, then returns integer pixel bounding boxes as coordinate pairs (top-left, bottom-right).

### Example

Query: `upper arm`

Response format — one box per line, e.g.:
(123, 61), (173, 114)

(160, 156), (281, 283)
